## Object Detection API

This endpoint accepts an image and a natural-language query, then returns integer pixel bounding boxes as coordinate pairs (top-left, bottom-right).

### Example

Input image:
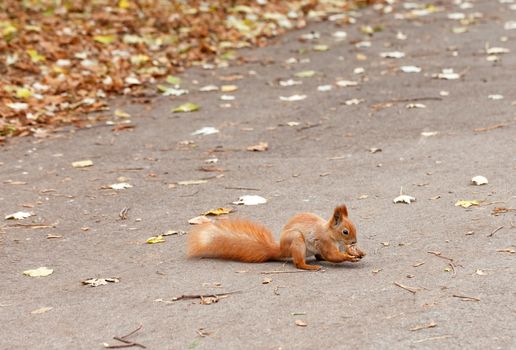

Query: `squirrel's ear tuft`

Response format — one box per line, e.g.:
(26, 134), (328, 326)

(331, 204), (348, 226)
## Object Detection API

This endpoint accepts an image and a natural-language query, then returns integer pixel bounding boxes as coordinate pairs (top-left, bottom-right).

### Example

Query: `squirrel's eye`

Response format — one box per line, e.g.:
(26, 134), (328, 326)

(342, 229), (349, 235)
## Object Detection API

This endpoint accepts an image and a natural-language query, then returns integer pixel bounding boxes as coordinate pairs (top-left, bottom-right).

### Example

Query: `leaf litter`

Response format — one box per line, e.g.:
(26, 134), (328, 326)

(0, 1), (381, 141)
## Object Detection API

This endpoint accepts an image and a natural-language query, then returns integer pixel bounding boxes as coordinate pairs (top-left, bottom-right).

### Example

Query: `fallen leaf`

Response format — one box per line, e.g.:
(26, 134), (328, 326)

(82, 277), (119, 287)
(5, 211), (33, 220)
(189, 216), (211, 225)
(317, 85), (332, 92)
(279, 79), (302, 87)
(406, 103), (426, 109)
(486, 47), (510, 55)
(203, 208), (233, 216)
(471, 176), (488, 186)
(31, 307), (53, 314)
(435, 68), (460, 80)
(146, 235), (165, 244)
(455, 200), (480, 208)
(313, 44), (329, 51)
(400, 65), (422, 73)
(158, 85), (189, 96)
(221, 85), (238, 92)
(166, 75), (181, 85)
(220, 95), (235, 101)
(332, 31), (347, 39)
(504, 21), (516, 30)
(233, 195), (267, 206)
(162, 229), (187, 236)
(177, 180), (208, 186)
(199, 85), (219, 92)
(421, 131), (438, 137)
(172, 102), (200, 113)
(191, 127), (219, 136)
(247, 142), (269, 152)
(393, 195), (416, 204)
(23, 267), (53, 277)
(295, 320), (307, 327)
(344, 98), (364, 106)
(72, 160), (93, 168)
(279, 95), (307, 102)
(380, 51), (405, 59)
(336, 80), (358, 87)
(294, 70), (316, 78)
(114, 109), (131, 118)
(108, 182), (133, 190)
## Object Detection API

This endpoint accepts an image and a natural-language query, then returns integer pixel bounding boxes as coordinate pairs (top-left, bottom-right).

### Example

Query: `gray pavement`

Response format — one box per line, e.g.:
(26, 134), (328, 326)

(1, 1), (515, 349)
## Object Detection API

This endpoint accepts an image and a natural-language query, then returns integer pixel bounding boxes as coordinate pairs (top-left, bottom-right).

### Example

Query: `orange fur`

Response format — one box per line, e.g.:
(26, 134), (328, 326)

(187, 218), (282, 263)
(187, 204), (366, 270)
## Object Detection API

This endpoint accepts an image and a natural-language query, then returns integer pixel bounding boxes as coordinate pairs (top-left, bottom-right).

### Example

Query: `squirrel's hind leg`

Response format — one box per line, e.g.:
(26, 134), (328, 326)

(290, 236), (321, 271)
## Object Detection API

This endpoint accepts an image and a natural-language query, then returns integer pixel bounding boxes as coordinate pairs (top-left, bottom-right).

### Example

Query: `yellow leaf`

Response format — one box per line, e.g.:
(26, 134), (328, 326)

(172, 102), (200, 113)
(146, 235), (165, 244)
(27, 49), (45, 63)
(114, 109), (131, 118)
(221, 85), (238, 92)
(31, 306), (53, 314)
(94, 35), (117, 44)
(23, 267), (53, 277)
(15, 87), (32, 99)
(294, 70), (316, 78)
(118, 0), (130, 9)
(203, 208), (233, 216)
(72, 160), (93, 168)
(455, 200), (480, 208)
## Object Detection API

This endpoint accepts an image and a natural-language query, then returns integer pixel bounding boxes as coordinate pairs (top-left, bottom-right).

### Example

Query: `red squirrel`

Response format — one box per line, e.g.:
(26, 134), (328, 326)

(187, 204), (365, 270)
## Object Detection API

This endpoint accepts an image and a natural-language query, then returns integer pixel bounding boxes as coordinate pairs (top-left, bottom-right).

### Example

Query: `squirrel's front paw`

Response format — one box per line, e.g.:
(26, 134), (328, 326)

(347, 245), (366, 259)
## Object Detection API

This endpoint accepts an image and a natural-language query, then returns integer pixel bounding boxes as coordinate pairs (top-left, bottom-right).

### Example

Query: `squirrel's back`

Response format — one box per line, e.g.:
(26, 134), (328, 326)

(187, 219), (281, 263)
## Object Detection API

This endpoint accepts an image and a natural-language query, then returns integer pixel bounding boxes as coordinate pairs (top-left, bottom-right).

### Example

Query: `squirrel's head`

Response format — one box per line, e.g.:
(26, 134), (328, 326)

(328, 204), (357, 246)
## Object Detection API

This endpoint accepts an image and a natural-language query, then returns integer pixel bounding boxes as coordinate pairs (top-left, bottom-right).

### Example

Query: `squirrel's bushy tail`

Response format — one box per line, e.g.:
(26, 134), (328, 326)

(187, 219), (282, 263)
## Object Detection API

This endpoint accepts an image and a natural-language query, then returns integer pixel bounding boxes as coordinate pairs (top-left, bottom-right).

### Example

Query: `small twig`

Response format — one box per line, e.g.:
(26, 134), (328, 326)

(119, 207), (130, 220)
(393, 282), (419, 294)
(111, 338), (145, 349)
(410, 321), (437, 331)
(427, 251), (454, 262)
(374, 97), (442, 106)
(171, 290), (242, 301)
(108, 167), (145, 173)
(452, 294), (480, 302)
(448, 262), (457, 277)
(297, 122), (322, 131)
(259, 270), (312, 275)
(224, 186), (260, 191)
(487, 225), (504, 237)
(105, 343), (138, 349)
(105, 325), (146, 349)
(7, 223), (57, 229)
(120, 325), (144, 340)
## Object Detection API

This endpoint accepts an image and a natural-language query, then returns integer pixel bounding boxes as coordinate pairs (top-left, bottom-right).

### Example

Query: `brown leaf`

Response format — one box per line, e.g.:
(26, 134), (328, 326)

(247, 142), (269, 152)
